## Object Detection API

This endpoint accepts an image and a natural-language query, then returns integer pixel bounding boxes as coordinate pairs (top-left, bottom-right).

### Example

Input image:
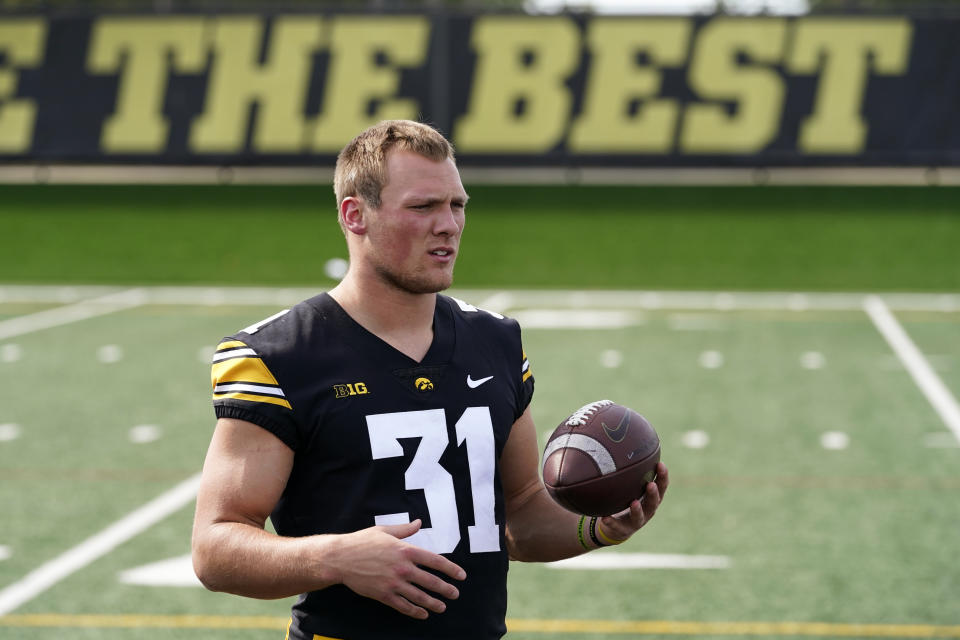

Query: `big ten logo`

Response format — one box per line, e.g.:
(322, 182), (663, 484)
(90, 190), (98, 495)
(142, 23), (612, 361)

(333, 382), (369, 398)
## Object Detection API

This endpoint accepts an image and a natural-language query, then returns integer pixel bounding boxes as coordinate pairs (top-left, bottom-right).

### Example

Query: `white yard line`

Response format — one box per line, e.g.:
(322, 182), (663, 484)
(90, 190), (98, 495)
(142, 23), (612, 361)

(512, 309), (643, 329)
(476, 291), (515, 314)
(0, 473), (201, 615)
(3, 285), (960, 312)
(0, 288), (147, 340)
(0, 285), (956, 610)
(0, 286), (193, 614)
(864, 296), (960, 445)
(117, 554), (202, 588)
(548, 552), (731, 570)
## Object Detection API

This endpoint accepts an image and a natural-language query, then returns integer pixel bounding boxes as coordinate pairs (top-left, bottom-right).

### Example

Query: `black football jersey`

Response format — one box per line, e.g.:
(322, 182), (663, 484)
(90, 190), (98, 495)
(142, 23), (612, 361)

(211, 293), (534, 640)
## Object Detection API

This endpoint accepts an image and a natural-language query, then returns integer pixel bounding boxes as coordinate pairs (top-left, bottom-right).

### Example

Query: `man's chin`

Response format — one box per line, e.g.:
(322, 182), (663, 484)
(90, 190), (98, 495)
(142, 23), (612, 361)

(415, 276), (454, 295)
(376, 267), (454, 296)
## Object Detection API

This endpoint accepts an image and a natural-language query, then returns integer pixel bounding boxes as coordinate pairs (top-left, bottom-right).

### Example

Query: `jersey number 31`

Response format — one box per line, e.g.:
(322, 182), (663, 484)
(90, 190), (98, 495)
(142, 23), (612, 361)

(367, 407), (499, 554)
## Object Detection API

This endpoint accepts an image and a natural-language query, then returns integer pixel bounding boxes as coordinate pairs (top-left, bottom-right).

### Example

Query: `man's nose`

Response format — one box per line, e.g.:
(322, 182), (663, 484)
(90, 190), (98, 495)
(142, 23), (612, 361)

(434, 205), (462, 236)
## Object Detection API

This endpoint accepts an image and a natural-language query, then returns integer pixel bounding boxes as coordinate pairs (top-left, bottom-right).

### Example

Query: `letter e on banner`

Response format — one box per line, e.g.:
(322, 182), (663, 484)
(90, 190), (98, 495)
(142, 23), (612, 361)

(680, 18), (787, 154)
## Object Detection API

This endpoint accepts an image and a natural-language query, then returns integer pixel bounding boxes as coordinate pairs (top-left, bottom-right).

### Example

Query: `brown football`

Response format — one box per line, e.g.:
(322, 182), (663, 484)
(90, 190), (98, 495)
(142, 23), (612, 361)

(542, 400), (660, 516)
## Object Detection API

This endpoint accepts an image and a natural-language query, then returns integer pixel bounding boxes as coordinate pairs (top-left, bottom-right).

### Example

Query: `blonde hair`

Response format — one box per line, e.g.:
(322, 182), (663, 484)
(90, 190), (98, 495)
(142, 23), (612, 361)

(334, 120), (455, 212)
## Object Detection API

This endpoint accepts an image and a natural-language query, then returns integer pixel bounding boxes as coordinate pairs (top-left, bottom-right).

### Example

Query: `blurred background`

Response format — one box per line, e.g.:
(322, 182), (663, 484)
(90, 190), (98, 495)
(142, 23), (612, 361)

(0, 2), (958, 639)
(1, 0), (958, 290)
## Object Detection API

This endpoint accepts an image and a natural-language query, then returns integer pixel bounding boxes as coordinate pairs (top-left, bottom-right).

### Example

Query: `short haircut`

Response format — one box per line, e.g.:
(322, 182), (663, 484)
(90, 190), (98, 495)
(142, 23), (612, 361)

(334, 120), (455, 212)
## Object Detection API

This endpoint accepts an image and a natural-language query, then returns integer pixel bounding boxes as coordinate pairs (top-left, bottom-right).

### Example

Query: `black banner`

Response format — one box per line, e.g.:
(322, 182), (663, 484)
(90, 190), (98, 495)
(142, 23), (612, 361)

(0, 11), (958, 166)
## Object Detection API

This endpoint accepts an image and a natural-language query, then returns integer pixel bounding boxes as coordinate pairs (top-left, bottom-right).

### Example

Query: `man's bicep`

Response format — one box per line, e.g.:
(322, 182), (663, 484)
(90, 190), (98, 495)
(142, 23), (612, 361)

(196, 417), (294, 529)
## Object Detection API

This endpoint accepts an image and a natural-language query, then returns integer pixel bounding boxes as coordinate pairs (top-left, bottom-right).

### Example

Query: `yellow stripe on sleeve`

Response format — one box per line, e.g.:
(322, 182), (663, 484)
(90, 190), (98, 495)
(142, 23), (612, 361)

(521, 350), (532, 382)
(211, 341), (292, 410)
(212, 356), (282, 388)
(214, 391), (293, 410)
(216, 340), (249, 352)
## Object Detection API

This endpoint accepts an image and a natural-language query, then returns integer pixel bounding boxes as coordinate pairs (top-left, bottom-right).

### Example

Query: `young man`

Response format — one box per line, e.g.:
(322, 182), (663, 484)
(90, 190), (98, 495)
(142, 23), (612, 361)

(192, 120), (669, 640)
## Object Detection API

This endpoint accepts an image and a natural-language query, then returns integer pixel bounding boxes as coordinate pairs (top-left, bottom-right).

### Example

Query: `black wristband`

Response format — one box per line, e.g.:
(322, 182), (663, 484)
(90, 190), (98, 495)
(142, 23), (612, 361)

(588, 516), (608, 547)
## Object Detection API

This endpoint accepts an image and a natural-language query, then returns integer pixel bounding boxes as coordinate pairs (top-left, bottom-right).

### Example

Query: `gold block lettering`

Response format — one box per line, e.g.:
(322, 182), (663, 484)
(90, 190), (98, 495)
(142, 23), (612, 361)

(191, 16), (323, 153)
(681, 18), (787, 154)
(788, 18), (912, 154)
(454, 16), (578, 152)
(87, 17), (206, 152)
(310, 16), (429, 152)
(0, 19), (46, 152)
(569, 18), (691, 153)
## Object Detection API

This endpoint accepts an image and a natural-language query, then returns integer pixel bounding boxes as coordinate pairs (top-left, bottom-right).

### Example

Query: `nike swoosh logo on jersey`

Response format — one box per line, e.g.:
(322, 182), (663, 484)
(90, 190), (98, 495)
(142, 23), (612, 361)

(466, 374), (494, 388)
(601, 408), (631, 443)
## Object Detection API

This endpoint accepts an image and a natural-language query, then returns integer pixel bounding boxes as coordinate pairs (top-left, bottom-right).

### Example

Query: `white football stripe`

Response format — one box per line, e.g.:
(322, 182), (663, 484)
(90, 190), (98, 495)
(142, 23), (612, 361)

(128, 425), (162, 444)
(1, 344), (22, 363)
(549, 552), (731, 570)
(512, 309), (641, 329)
(542, 433), (616, 475)
(0, 288), (147, 341)
(0, 424), (21, 442)
(117, 554), (202, 587)
(96, 344), (123, 363)
(864, 296), (960, 446)
(211, 348), (258, 362)
(213, 382), (285, 397)
(0, 473), (201, 615)
(3, 286), (960, 313)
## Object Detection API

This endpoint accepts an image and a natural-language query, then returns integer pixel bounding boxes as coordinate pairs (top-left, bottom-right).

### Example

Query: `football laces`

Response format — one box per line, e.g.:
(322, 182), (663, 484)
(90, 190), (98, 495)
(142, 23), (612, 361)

(565, 399), (614, 426)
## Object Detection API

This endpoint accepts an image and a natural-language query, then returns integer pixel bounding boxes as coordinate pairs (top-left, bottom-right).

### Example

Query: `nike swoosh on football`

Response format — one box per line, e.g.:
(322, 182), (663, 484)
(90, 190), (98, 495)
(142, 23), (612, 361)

(601, 408), (631, 443)
(466, 374), (494, 388)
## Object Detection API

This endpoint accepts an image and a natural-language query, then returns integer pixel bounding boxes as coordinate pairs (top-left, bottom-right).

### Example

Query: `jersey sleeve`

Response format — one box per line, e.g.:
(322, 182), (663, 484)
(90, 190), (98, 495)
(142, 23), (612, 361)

(518, 342), (535, 416)
(211, 338), (299, 450)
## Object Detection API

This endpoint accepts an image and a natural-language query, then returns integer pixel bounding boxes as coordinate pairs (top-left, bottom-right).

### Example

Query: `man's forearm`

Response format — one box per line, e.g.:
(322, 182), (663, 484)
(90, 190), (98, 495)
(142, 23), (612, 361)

(192, 522), (340, 599)
(505, 489), (598, 563)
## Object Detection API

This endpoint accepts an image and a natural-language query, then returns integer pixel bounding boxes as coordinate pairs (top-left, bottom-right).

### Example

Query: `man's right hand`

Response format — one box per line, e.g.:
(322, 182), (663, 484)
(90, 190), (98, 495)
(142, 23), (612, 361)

(193, 419), (466, 614)
(331, 519), (467, 620)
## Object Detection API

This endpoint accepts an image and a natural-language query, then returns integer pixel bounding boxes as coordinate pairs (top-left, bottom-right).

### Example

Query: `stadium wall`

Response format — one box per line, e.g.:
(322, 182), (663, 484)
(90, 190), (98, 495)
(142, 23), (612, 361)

(0, 10), (958, 173)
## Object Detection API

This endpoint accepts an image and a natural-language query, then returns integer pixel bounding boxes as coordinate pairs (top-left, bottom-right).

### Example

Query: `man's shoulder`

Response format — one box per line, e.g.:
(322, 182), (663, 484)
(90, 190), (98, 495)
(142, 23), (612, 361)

(220, 293), (333, 359)
(440, 294), (518, 333)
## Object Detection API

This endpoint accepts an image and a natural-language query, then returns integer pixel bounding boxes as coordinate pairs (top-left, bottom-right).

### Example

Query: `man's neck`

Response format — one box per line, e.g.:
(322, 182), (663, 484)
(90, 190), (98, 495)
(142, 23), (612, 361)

(328, 276), (438, 362)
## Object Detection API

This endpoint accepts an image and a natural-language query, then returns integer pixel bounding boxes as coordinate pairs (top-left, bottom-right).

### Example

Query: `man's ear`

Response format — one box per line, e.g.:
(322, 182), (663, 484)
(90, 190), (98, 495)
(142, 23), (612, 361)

(340, 197), (367, 235)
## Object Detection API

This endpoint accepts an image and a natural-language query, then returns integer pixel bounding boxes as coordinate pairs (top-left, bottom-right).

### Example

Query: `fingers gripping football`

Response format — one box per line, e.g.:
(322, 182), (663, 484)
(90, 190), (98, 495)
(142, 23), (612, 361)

(600, 461), (669, 542)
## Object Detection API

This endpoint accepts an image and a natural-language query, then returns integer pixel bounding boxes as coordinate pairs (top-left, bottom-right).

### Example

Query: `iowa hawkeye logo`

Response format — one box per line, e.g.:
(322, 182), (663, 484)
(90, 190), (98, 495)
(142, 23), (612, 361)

(333, 382), (369, 398)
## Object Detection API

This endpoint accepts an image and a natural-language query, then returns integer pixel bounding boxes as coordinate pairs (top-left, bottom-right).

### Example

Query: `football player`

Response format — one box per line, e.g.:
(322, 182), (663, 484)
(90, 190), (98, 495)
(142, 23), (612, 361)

(192, 120), (669, 640)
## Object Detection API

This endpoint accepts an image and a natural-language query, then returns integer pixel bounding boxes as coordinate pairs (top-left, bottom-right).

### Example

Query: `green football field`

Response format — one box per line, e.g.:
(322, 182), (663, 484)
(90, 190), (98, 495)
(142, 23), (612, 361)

(0, 285), (958, 639)
(0, 184), (958, 638)
(1, 185), (959, 291)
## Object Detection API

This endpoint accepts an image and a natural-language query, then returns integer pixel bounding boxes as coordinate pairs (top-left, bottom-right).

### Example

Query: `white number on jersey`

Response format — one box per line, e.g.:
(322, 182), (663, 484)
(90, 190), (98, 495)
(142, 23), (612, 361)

(366, 407), (500, 554)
